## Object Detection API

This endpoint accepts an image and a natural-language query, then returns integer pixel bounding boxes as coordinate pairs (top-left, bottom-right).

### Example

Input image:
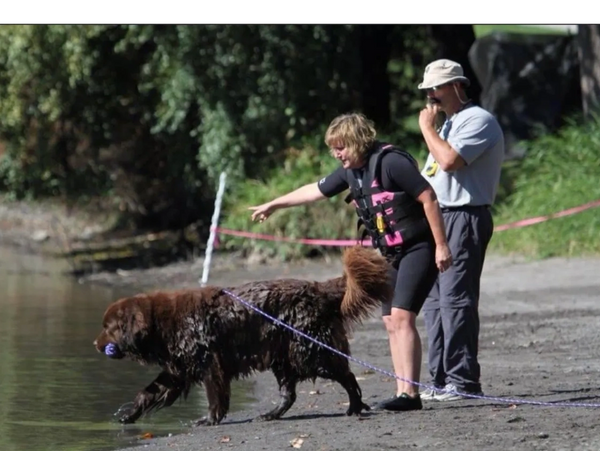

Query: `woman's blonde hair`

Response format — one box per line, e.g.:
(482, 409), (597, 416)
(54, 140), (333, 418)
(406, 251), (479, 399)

(324, 113), (377, 165)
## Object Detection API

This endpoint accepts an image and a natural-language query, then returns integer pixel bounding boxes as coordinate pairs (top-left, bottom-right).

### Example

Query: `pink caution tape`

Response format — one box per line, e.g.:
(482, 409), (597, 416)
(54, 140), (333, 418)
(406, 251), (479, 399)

(493, 199), (600, 232)
(215, 199), (600, 247)
(214, 227), (367, 247)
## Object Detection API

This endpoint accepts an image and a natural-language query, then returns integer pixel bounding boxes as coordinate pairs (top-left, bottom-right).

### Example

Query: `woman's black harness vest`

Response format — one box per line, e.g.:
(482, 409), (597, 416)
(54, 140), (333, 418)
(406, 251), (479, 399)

(345, 144), (430, 255)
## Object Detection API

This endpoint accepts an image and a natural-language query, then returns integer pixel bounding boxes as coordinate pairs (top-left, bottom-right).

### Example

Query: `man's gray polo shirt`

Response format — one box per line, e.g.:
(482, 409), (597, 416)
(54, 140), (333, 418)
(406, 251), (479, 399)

(421, 104), (504, 208)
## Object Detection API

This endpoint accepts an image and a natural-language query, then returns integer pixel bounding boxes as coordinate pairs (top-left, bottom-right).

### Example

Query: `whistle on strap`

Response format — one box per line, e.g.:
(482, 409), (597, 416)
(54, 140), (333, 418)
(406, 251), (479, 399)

(425, 160), (439, 177)
(376, 215), (385, 233)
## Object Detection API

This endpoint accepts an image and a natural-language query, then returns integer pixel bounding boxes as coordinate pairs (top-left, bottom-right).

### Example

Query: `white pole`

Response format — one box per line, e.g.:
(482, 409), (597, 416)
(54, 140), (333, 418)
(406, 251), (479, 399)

(200, 171), (227, 286)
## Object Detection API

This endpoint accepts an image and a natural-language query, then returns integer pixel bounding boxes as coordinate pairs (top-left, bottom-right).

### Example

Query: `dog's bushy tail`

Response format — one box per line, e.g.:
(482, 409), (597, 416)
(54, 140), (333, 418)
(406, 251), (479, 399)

(341, 246), (392, 326)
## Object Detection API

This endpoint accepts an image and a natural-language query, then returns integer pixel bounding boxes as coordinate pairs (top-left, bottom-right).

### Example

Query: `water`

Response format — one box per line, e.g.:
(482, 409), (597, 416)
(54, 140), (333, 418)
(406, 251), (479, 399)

(0, 246), (255, 451)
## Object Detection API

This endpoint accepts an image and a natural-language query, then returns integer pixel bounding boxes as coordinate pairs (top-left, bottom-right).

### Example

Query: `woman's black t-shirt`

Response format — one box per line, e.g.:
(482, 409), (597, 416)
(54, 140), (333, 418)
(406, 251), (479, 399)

(317, 151), (430, 200)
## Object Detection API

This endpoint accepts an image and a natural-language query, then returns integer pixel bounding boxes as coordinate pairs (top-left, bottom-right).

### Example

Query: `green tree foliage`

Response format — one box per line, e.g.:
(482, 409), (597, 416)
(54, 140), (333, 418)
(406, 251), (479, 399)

(133, 25), (365, 181)
(0, 25), (435, 232)
(0, 25), (107, 199)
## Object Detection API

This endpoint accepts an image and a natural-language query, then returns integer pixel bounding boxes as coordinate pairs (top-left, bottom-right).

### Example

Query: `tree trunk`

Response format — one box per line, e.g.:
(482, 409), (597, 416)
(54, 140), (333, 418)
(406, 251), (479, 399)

(428, 25), (481, 104)
(577, 25), (600, 117)
(359, 25), (393, 127)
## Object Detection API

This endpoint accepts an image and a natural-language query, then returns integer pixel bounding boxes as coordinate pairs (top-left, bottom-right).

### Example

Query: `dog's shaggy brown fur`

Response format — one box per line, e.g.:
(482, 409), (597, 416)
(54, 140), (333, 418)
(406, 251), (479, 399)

(94, 246), (391, 425)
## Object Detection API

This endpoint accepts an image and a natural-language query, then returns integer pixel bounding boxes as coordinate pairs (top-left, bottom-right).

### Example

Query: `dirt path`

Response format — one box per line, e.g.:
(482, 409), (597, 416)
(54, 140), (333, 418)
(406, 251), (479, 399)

(108, 253), (600, 451)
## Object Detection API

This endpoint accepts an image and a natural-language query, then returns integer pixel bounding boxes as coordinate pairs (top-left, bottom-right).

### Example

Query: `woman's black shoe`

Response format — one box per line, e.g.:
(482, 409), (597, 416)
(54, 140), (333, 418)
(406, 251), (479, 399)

(374, 394), (399, 410)
(379, 393), (423, 411)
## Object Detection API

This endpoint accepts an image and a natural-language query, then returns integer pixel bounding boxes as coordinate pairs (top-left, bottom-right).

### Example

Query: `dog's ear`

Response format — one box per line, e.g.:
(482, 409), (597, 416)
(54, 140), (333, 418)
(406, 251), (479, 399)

(132, 301), (149, 336)
(121, 297), (150, 348)
(131, 304), (148, 336)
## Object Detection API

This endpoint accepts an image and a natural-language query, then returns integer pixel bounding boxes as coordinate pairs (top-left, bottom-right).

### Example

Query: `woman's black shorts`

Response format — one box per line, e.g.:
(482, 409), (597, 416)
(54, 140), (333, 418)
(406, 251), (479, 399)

(382, 238), (438, 316)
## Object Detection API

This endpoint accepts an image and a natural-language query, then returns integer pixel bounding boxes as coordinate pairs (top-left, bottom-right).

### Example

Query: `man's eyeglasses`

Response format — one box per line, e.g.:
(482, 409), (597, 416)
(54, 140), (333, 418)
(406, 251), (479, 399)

(425, 83), (450, 93)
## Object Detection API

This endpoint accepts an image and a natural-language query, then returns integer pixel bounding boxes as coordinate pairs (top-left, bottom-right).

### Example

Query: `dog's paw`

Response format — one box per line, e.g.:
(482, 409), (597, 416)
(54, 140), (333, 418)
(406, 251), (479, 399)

(117, 406), (141, 424)
(194, 416), (210, 426)
(345, 402), (370, 416)
(118, 413), (136, 424)
(255, 413), (278, 422)
(115, 403), (138, 424)
(194, 415), (221, 426)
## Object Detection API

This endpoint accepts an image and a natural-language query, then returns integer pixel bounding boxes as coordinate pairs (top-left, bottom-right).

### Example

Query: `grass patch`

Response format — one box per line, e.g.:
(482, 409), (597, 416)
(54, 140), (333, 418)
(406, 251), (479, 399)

(490, 116), (600, 258)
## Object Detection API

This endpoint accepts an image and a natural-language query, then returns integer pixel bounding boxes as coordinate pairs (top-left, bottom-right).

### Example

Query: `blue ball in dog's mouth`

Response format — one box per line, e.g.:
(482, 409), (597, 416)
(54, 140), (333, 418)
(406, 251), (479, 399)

(105, 343), (121, 358)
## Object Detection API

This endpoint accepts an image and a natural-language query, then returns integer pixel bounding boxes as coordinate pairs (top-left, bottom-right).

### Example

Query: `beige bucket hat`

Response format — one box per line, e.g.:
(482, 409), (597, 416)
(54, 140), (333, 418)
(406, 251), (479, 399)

(418, 59), (470, 90)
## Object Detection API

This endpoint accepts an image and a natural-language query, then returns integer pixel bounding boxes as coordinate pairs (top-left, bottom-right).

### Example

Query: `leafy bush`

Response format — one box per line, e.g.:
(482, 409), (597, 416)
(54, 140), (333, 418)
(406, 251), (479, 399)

(490, 116), (600, 258)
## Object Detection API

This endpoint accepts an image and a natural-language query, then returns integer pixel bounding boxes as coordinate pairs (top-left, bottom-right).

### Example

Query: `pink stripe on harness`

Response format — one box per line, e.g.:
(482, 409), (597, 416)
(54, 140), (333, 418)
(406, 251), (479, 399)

(370, 144), (404, 246)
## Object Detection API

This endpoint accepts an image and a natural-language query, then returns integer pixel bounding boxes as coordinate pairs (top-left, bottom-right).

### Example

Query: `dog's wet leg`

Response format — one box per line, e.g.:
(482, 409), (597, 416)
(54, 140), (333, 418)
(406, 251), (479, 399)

(338, 370), (370, 416)
(195, 371), (231, 426)
(119, 371), (184, 424)
(257, 366), (298, 421)
(319, 358), (369, 416)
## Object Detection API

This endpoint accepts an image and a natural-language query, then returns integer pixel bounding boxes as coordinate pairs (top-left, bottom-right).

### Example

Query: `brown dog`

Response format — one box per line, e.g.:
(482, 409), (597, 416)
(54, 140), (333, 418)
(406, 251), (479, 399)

(94, 246), (391, 425)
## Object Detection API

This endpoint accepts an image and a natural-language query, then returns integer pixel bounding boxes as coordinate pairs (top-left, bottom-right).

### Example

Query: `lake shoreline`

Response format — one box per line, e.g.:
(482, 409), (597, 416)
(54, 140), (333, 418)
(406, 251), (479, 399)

(3, 198), (600, 451)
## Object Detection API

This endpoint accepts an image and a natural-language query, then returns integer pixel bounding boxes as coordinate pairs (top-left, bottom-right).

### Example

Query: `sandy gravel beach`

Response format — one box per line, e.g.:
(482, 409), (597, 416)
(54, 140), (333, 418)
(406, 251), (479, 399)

(2, 200), (599, 451)
(105, 252), (600, 451)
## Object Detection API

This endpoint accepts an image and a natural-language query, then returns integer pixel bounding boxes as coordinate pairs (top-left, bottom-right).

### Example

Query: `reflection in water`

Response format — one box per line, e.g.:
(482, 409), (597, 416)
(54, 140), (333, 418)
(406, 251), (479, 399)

(0, 247), (255, 451)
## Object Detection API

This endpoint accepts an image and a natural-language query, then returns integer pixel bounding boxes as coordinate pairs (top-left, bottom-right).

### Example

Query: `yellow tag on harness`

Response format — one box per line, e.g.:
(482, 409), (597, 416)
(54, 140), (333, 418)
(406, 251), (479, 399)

(376, 215), (385, 233)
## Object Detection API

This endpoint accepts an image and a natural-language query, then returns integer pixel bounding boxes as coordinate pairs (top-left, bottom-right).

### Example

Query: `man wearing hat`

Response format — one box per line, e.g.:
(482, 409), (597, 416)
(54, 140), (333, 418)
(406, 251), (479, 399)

(417, 59), (504, 401)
